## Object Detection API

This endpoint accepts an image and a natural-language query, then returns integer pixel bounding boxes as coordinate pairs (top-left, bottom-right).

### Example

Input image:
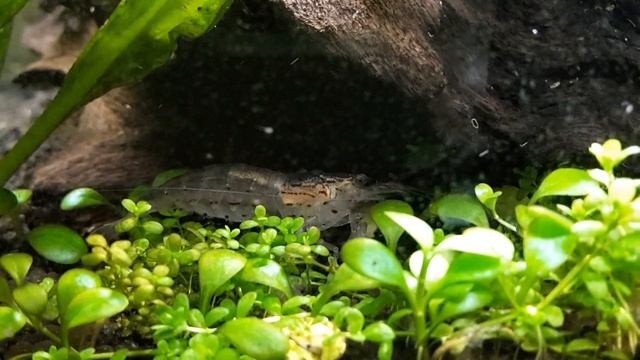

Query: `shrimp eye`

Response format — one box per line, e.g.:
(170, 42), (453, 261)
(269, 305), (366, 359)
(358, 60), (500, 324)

(353, 174), (369, 186)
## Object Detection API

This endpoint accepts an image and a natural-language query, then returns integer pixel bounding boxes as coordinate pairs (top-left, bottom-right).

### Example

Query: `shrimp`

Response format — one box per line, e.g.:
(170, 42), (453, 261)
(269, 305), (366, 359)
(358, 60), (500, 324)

(145, 164), (408, 230)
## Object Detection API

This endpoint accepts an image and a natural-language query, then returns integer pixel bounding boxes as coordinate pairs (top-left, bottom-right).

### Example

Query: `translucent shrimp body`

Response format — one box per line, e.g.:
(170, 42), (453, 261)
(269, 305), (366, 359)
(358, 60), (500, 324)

(146, 164), (401, 230)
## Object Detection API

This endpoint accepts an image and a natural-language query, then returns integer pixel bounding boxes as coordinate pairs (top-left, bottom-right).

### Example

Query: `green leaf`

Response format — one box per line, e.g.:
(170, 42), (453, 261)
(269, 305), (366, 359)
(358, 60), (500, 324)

(369, 200), (413, 252)
(236, 291), (257, 318)
(121, 199), (137, 214)
(582, 271), (610, 300)
(239, 258), (292, 298)
(590, 139), (640, 172)
(282, 296), (311, 315)
(28, 225), (88, 264)
(205, 307), (230, 326)
(13, 283), (48, 315)
(0, 253), (32, 285)
(60, 188), (110, 210)
(530, 168), (601, 204)
(0, 277), (12, 305)
(341, 238), (406, 289)
(541, 305), (564, 327)
(0, 0), (234, 186)
(434, 227), (514, 262)
(12, 189), (32, 205)
(433, 194), (489, 227)
(362, 321), (395, 343)
(434, 285), (492, 321)
(152, 168), (187, 187)
(0, 306), (26, 340)
(110, 349), (128, 360)
(63, 287), (128, 330)
(519, 206), (575, 273)
(384, 211), (433, 250)
(57, 269), (102, 317)
(566, 338), (600, 352)
(0, 0), (29, 28)
(0, 187), (17, 215)
(314, 264), (380, 311)
(442, 253), (502, 284)
(220, 317), (289, 360)
(474, 183), (501, 213)
(198, 249), (247, 312)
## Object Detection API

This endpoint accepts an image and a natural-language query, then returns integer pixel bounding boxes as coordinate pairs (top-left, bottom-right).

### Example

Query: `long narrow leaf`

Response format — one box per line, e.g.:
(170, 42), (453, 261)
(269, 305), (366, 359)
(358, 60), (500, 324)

(0, 0), (233, 184)
(0, 0), (30, 28)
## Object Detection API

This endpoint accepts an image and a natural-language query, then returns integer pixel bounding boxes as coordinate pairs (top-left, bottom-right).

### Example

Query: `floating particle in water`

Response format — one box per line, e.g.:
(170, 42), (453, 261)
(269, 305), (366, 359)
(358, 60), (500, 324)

(470, 118), (479, 129)
(478, 149), (489, 157)
(622, 101), (634, 114)
(549, 81), (560, 89)
(531, 28), (539, 35)
(258, 125), (274, 135)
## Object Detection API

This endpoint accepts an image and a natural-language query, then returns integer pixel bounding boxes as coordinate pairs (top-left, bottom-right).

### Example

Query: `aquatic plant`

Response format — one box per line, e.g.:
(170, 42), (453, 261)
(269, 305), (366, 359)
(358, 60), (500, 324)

(0, 0), (233, 186)
(2, 139), (640, 359)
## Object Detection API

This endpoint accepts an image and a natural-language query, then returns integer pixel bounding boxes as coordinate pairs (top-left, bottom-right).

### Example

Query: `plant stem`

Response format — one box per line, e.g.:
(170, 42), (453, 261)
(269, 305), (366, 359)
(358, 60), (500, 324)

(538, 254), (592, 308)
(90, 349), (155, 359)
(498, 275), (520, 310)
(414, 249), (431, 360)
(493, 213), (518, 234)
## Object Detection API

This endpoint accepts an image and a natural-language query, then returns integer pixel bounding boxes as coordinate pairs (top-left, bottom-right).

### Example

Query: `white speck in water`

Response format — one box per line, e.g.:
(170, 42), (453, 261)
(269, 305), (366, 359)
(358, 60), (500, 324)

(520, 141), (529, 147)
(549, 81), (560, 89)
(205, 153), (213, 160)
(289, 57), (300, 66)
(125, 104), (132, 110)
(470, 118), (479, 129)
(478, 149), (490, 157)
(89, 6), (95, 13)
(622, 101), (634, 114)
(531, 28), (539, 35)
(258, 125), (274, 135)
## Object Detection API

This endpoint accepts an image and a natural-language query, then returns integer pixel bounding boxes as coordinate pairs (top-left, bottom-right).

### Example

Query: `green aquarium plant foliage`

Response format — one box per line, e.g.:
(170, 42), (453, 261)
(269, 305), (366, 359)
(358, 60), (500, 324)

(3, 139), (640, 359)
(0, 0), (233, 185)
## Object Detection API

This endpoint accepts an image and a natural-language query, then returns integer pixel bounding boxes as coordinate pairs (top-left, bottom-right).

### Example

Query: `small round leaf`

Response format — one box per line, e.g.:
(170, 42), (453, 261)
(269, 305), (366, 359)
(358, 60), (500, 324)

(341, 238), (406, 289)
(57, 269), (102, 316)
(13, 283), (48, 315)
(0, 253), (32, 285)
(60, 188), (110, 210)
(0, 306), (26, 340)
(220, 317), (289, 360)
(63, 288), (128, 330)
(28, 225), (88, 264)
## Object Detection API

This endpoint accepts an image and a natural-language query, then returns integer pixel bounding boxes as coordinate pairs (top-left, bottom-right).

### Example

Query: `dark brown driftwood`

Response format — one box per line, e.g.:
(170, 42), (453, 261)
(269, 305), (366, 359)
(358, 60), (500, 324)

(6, 0), (640, 193)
